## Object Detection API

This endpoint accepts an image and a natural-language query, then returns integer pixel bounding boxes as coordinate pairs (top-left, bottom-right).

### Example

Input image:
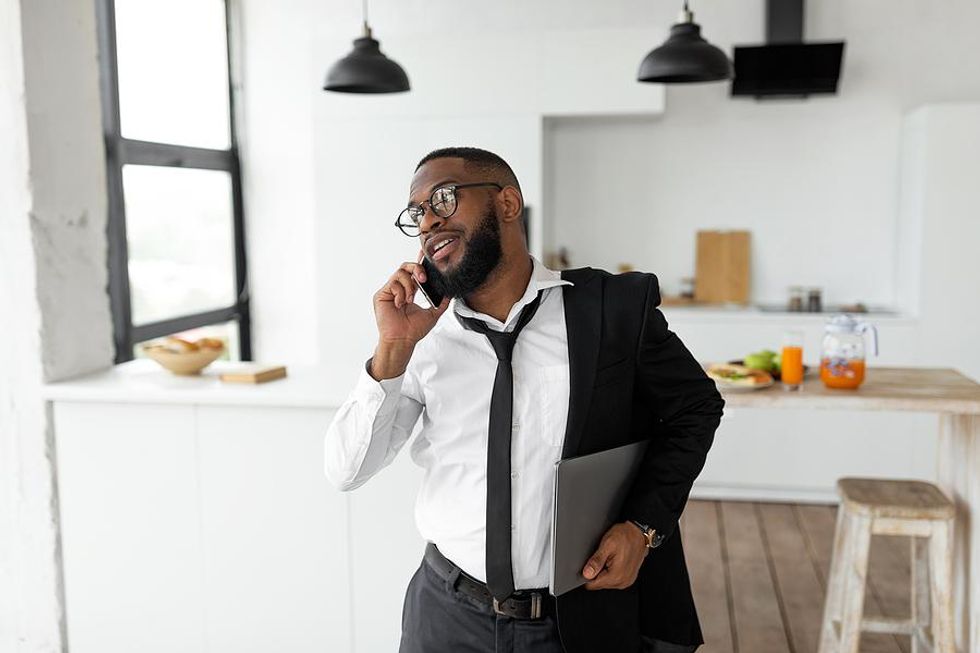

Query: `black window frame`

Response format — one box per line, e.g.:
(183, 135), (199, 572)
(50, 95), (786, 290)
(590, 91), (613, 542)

(95, 0), (252, 364)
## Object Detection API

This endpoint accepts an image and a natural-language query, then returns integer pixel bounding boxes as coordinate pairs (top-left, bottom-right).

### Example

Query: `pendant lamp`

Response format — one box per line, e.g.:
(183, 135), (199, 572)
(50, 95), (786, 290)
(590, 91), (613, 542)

(323, 0), (409, 94)
(637, 1), (732, 84)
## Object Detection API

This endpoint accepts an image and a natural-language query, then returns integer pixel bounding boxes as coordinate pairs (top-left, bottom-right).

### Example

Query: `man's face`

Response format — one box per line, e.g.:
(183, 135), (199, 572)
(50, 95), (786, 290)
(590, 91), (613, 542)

(409, 158), (503, 299)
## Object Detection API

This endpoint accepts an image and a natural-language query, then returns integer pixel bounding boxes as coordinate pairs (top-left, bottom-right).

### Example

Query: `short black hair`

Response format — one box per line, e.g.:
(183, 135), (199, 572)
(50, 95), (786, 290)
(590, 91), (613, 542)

(415, 146), (522, 196)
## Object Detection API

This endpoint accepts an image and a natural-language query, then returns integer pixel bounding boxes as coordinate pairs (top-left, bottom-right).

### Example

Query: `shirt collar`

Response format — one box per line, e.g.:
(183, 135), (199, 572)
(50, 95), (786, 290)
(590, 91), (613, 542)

(451, 255), (574, 331)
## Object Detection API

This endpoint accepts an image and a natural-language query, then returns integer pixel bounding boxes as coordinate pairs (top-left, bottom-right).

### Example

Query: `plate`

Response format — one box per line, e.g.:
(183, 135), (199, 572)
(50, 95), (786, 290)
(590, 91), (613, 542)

(712, 377), (774, 393)
(728, 359), (812, 381)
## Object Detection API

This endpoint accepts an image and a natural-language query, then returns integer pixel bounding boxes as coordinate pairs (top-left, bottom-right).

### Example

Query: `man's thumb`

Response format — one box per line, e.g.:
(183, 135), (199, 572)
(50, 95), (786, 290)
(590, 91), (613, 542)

(583, 550), (608, 579)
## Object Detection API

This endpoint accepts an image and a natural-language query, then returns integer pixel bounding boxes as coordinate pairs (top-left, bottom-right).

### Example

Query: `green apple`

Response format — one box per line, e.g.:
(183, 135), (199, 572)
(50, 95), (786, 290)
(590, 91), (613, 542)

(744, 353), (771, 370)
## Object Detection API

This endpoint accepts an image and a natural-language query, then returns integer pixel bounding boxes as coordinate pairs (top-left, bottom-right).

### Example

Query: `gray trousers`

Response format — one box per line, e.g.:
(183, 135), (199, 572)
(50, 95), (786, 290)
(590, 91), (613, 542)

(398, 556), (698, 653)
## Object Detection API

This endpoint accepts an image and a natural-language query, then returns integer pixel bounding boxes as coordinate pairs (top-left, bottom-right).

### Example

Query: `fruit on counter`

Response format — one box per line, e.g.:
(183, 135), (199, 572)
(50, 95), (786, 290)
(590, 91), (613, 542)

(743, 349), (779, 373)
(145, 336), (225, 354)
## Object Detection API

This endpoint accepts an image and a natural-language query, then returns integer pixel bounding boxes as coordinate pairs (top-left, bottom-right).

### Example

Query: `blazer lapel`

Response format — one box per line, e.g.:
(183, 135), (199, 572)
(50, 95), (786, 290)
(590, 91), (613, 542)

(559, 267), (601, 460)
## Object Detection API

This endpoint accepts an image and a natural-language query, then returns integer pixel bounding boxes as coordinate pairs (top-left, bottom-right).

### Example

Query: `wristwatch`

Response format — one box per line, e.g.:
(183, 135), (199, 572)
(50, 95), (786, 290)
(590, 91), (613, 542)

(628, 519), (664, 549)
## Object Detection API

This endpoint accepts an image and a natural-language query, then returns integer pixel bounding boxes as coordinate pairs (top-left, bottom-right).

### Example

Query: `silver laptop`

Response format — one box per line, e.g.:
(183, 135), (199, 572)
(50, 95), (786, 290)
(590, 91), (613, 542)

(549, 439), (650, 596)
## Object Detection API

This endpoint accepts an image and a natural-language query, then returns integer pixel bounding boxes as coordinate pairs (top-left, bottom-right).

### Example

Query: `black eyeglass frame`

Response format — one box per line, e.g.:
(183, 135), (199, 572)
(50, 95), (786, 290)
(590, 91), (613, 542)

(395, 182), (504, 237)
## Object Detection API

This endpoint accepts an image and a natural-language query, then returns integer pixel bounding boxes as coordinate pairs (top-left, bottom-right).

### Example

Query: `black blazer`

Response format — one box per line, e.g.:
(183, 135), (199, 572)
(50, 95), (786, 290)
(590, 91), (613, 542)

(554, 266), (725, 653)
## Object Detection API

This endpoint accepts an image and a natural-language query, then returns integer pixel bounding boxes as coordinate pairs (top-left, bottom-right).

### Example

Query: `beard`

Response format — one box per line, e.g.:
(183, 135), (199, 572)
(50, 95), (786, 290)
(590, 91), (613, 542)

(425, 200), (503, 299)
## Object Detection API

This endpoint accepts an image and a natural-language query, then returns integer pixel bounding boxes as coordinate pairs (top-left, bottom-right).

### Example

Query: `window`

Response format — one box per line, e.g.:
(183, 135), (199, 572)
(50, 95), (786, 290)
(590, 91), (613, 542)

(96, 0), (251, 363)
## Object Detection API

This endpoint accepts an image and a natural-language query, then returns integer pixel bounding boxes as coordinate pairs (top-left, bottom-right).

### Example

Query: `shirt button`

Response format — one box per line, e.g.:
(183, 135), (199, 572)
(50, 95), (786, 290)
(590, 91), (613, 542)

(511, 471), (519, 479)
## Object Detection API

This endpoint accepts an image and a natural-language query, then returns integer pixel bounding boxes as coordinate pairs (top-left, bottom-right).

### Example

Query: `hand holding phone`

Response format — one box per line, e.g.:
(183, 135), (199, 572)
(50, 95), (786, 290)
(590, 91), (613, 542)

(371, 250), (450, 348)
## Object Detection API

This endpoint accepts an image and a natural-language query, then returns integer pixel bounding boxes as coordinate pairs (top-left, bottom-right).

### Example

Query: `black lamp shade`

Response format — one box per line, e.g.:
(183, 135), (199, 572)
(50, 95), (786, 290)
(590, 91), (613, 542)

(638, 22), (732, 83)
(324, 34), (410, 94)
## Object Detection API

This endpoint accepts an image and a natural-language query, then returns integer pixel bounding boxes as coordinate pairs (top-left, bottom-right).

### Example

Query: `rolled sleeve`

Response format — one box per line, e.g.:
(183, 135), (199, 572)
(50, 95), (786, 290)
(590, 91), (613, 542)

(324, 356), (423, 491)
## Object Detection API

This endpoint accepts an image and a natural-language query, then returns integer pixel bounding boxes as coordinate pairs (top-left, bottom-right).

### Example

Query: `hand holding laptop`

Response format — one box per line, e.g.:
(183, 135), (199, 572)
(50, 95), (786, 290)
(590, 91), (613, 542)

(580, 522), (650, 590)
(550, 439), (650, 596)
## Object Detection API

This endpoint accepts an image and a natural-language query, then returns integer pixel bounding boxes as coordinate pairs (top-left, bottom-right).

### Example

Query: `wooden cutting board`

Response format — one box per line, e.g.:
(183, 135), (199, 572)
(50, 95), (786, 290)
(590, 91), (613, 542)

(694, 230), (751, 304)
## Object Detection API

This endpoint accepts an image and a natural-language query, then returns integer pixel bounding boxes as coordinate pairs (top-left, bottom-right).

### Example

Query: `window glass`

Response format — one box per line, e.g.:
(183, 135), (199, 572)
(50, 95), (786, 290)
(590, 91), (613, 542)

(123, 165), (237, 326)
(114, 0), (231, 148)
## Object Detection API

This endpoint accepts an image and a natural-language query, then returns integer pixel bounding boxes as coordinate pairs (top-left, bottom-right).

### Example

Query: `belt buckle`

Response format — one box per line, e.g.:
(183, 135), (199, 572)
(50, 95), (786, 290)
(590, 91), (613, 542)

(493, 594), (543, 619)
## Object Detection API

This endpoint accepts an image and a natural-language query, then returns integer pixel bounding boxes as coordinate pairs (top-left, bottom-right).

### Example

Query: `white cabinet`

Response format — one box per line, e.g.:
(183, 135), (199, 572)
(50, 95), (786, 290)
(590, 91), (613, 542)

(49, 364), (374, 653)
(195, 406), (351, 652)
(56, 402), (208, 653)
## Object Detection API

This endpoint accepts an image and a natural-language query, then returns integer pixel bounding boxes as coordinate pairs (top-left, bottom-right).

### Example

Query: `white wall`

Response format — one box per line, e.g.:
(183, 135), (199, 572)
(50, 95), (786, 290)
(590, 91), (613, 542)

(238, 0), (679, 365)
(0, 3), (35, 649)
(901, 104), (980, 383)
(239, 0), (980, 365)
(1, 0), (112, 650)
(546, 1), (980, 306)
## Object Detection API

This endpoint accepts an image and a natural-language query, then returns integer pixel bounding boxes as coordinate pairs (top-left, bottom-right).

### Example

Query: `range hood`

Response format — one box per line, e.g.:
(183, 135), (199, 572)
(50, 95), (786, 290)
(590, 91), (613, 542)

(731, 0), (845, 99)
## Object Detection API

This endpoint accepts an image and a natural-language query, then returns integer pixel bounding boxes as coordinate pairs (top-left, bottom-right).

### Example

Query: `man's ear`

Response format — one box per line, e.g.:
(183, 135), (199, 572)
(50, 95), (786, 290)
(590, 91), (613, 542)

(498, 186), (524, 224)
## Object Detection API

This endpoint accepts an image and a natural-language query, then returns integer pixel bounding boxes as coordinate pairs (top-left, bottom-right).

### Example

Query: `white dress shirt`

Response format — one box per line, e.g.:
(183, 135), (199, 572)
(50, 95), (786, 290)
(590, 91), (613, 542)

(324, 255), (574, 589)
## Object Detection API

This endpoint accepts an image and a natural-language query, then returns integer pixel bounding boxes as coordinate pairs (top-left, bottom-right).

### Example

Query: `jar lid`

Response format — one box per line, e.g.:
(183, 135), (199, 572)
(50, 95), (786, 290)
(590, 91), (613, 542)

(825, 313), (859, 333)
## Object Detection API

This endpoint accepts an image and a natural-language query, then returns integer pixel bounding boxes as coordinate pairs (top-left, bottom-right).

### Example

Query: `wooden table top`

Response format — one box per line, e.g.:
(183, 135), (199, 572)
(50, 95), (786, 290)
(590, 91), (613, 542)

(713, 366), (980, 414)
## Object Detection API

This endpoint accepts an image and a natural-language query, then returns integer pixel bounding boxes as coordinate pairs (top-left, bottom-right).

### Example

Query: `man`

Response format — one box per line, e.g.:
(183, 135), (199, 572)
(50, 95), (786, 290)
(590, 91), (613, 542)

(324, 146), (725, 653)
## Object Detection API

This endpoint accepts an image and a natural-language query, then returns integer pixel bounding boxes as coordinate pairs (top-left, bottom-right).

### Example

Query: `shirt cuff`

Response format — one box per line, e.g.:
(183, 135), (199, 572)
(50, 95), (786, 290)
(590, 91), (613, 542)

(358, 355), (406, 397)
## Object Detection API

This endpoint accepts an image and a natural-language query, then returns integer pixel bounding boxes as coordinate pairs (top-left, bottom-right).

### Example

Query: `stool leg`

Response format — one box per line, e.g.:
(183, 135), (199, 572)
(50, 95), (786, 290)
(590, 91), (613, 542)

(911, 536), (931, 653)
(819, 506), (850, 653)
(928, 519), (955, 653)
(838, 513), (872, 653)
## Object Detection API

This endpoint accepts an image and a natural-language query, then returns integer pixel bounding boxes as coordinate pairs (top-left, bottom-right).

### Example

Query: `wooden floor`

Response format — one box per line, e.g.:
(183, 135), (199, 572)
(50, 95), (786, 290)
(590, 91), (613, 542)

(679, 500), (915, 653)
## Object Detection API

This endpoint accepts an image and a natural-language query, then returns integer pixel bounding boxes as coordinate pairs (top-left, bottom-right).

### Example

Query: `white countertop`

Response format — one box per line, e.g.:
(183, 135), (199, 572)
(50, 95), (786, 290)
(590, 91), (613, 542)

(40, 358), (356, 408)
(660, 304), (916, 324)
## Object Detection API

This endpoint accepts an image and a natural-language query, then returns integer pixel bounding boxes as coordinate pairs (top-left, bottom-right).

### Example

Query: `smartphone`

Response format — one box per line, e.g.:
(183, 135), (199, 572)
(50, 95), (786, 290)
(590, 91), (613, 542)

(416, 256), (445, 308)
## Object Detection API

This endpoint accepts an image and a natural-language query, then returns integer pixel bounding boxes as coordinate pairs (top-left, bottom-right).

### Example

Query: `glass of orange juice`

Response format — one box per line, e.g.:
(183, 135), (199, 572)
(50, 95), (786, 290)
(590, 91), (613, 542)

(781, 330), (804, 391)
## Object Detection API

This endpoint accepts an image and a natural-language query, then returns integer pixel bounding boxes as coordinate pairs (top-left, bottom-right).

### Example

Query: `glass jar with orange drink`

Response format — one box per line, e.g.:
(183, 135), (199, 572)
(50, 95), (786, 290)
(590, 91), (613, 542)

(819, 314), (879, 389)
(781, 330), (805, 391)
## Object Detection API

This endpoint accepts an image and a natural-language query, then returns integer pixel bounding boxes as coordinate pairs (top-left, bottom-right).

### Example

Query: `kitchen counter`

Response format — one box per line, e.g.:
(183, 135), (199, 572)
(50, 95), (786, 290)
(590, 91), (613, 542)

(40, 358), (354, 408)
(721, 366), (980, 413)
(661, 303), (914, 324)
(41, 358), (356, 408)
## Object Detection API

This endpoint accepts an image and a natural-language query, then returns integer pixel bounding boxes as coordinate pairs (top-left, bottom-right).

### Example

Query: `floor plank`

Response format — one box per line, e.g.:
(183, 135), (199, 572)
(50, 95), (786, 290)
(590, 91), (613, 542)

(757, 503), (825, 653)
(721, 501), (792, 653)
(681, 501), (734, 653)
(682, 501), (919, 653)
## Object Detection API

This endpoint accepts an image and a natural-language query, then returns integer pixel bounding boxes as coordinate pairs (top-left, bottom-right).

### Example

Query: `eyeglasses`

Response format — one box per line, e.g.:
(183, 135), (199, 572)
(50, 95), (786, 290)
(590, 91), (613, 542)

(395, 182), (503, 237)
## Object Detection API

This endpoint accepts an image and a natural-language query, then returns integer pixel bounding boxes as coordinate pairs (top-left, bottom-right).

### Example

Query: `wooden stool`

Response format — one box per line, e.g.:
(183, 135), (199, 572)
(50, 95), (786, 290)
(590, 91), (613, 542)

(818, 478), (956, 653)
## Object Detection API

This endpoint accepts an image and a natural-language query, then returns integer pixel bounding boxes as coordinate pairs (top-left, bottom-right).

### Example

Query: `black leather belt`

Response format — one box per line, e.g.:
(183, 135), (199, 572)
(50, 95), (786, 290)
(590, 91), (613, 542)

(423, 542), (556, 620)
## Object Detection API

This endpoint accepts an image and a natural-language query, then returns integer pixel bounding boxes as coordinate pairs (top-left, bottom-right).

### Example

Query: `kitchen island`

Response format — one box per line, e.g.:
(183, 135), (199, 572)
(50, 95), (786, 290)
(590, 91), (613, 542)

(718, 367), (980, 652)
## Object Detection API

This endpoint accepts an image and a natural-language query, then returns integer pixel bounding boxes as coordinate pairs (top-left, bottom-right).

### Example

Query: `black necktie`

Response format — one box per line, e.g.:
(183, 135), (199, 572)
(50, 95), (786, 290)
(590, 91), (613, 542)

(456, 291), (543, 602)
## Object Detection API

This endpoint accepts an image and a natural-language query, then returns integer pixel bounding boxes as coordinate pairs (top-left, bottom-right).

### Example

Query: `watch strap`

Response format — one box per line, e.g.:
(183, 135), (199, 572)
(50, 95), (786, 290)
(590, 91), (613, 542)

(628, 519), (661, 549)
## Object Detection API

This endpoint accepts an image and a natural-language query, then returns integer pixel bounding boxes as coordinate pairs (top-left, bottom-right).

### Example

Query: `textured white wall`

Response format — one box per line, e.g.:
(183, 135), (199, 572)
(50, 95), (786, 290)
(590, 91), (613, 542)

(0, 0), (112, 650)
(0, 2), (37, 649)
